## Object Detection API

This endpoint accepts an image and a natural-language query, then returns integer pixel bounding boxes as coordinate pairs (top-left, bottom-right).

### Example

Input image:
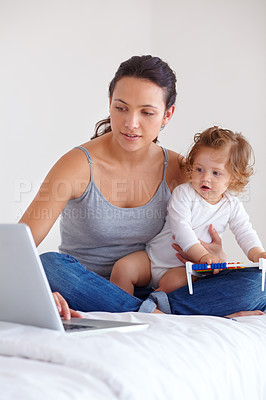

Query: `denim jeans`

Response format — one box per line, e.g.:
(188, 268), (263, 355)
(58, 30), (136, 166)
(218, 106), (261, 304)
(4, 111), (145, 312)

(40, 252), (266, 316)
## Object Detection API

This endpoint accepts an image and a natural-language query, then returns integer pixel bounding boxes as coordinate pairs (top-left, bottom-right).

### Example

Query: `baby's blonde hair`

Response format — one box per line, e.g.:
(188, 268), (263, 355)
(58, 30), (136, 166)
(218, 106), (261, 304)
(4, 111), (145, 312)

(183, 126), (254, 193)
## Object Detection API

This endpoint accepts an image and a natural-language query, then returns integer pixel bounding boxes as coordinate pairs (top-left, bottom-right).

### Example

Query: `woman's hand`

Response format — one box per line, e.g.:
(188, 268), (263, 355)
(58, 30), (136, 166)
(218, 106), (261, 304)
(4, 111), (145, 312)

(171, 240), (191, 264)
(199, 224), (226, 261)
(172, 224), (226, 264)
(53, 292), (82, 320)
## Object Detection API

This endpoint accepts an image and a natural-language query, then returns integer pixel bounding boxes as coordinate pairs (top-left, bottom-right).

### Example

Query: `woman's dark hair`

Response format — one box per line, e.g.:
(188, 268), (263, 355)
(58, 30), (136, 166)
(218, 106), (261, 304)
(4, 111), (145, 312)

(91, 55), (177, 143)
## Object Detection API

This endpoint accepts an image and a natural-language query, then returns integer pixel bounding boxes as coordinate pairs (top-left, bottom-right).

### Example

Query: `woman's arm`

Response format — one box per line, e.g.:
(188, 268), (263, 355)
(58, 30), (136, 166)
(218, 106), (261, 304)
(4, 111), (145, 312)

(19, 148), (90, 246)
(19, 149), (90, 319)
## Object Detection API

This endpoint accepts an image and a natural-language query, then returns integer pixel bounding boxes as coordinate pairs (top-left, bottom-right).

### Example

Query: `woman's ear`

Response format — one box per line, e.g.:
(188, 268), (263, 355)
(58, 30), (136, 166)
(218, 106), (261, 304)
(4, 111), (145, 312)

(162, 105), (175, 126)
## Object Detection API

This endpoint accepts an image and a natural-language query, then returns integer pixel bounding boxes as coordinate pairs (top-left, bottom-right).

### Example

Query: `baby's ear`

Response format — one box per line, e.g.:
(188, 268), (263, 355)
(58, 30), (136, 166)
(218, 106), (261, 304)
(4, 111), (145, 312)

(228, 176), (238, 191)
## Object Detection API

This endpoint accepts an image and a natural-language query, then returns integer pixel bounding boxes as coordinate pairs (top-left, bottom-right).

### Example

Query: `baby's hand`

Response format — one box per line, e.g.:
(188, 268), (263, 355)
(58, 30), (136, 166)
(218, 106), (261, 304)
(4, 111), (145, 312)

(253, 252), (266, 262)
(199, 253), (221, 274)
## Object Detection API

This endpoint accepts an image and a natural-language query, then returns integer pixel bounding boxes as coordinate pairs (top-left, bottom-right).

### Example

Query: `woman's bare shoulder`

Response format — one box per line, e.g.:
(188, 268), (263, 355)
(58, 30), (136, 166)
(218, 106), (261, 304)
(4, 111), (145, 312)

(167, 149), (184, 163)
(57, 134), (106, 165)
(78, 135), (109, 159)
(57, 136), (108, 193)
(47, 144), (94, 199)
(55, 145), (91, 173)
(166, 149), (187, 192)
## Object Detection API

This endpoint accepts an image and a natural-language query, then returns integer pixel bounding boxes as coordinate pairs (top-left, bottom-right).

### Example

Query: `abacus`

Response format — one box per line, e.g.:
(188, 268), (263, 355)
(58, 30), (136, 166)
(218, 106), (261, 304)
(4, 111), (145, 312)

(185, 259), (266, 295)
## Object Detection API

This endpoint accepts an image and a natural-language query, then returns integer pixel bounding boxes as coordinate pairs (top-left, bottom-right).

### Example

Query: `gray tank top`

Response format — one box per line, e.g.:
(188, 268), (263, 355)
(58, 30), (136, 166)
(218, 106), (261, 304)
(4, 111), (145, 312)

(59, 146), (171, 279)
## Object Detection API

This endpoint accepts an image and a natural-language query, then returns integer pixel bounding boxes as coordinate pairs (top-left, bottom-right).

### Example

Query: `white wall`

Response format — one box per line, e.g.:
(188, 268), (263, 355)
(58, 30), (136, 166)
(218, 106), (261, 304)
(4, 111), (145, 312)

(1, 0), (265, 260)
(0, 0), (152, 253)
(152, 0), (266, 260)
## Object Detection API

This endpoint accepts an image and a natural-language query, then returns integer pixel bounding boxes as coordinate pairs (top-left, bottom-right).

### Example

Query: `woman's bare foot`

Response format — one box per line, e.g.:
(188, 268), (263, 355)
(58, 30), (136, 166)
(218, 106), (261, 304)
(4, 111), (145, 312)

(152, 308), (164, 314)
(226, 310), (264, 318)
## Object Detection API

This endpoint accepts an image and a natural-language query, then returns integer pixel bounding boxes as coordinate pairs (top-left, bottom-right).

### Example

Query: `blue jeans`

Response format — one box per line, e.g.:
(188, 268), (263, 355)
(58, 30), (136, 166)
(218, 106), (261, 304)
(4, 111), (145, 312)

(40, 252), (266, 316)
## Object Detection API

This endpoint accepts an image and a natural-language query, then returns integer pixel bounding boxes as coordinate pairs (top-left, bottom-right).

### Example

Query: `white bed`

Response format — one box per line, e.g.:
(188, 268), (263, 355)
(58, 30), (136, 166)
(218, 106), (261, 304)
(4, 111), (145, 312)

(0, 311), (265, 400)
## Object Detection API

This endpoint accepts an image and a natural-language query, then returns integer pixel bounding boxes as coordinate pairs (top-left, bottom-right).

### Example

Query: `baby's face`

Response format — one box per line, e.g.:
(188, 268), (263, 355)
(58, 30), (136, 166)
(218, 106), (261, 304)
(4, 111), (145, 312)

(191, 147), (232, 204)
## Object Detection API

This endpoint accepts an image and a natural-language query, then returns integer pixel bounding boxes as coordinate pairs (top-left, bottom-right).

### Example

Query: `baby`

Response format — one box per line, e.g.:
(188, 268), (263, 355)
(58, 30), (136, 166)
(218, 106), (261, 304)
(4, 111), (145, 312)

(110, 126), (266, 294)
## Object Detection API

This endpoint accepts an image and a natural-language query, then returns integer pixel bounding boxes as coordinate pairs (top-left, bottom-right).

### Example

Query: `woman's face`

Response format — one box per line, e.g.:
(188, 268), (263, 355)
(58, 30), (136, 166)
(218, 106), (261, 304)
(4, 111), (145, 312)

(109, 77), (174, 152)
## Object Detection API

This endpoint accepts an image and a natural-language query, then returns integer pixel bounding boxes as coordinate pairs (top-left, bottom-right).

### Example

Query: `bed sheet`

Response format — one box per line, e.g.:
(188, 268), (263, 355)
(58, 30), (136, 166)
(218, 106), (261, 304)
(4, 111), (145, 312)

(0, 312), (265, 400)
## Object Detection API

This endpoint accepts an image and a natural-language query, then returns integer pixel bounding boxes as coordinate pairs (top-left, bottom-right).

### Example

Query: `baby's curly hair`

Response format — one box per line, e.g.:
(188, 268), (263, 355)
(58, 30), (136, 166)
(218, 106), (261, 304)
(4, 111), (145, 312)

(183, 126), (254, 193)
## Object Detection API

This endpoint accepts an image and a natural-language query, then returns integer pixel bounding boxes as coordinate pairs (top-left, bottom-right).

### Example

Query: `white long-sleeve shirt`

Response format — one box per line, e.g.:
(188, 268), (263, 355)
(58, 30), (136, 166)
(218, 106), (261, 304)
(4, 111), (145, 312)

(146, 183), (263, 287)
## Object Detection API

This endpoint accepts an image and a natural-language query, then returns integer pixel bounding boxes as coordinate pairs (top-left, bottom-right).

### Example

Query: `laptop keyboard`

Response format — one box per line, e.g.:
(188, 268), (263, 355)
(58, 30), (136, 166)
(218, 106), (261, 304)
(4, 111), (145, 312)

(63, 323), (97, 331)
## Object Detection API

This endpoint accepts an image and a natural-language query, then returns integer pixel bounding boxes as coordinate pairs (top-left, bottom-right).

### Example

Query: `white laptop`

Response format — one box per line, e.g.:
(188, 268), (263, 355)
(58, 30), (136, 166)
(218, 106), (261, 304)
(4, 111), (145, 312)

(0, 224), (149, 334)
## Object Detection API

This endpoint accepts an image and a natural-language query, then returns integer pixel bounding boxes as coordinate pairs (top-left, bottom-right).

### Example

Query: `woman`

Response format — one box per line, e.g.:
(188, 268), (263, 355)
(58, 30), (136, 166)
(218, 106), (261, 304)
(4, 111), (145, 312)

(19, 55), (265, 319)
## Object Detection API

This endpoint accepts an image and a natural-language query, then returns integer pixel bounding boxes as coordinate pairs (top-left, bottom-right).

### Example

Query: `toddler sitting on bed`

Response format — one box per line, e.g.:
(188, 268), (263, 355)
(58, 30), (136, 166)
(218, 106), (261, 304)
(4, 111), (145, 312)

(110, 126), (266, 294)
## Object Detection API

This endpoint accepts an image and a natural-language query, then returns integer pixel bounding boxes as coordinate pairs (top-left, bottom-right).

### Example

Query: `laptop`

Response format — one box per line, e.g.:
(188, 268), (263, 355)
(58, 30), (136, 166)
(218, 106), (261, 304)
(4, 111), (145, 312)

(0, 224), (149, 334)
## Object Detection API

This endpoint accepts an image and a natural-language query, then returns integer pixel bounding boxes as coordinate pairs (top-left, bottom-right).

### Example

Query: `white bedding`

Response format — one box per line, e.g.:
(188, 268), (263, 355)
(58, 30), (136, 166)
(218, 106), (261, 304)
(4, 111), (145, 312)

(0, 312), (265, 400)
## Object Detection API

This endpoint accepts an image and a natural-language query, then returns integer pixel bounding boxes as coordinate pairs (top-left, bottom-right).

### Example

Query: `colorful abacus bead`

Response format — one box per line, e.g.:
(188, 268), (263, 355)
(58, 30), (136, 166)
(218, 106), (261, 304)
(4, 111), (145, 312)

(210, 262), (227, 269)
(192, 263), (209, 271)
